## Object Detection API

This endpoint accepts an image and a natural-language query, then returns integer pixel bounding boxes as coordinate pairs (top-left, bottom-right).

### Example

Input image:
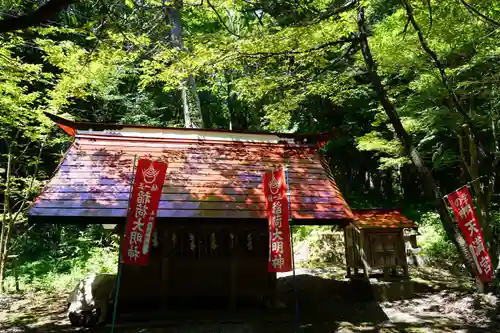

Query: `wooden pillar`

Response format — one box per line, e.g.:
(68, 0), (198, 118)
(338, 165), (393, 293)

(161, 226), (169, 309)
(382, 235), (390, 281)
(403, 264), (409, 279)
(230, 256), (237, 310)
(344, 228), (351, 278)
(229, 232), (238, 311)
(358, 231), (370, 280)
(267, 272), (278, 308)
(6, 255), (20, 292)
(399, 230), (410, 279)
(383, 268), (390, 281)
(161, 258), (169, 305)
(113, 223), (125, 314)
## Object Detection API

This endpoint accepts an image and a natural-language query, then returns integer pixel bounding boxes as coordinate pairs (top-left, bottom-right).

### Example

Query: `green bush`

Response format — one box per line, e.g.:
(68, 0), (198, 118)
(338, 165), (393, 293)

(292, 225), (331, 244)
(3, 225), (119, 294)
(4, 245), (118, 293)
(417, 211), (460, 265)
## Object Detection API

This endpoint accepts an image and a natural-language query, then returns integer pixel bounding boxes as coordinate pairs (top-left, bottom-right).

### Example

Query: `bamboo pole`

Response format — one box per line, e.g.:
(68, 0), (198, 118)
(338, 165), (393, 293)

(285, 166), (300, 333)
(110, 155), (137, 332)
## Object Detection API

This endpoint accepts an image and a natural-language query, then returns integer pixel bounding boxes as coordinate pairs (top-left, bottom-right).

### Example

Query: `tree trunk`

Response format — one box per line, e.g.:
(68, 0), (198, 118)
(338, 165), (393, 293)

(0, 223), (5, 292)
(165, 0), (204, 128)
(464, 125), (489, 226)
(226, 72), (237, 130)
(0, 141), (44, 293)
(0, 149), (13, 293)
(486, 112), (500, 274)
(460, 124), (499, 273)
(383, 169), (394, 201)
(0, 248), (5, 293)
(356, 6), (481, 286)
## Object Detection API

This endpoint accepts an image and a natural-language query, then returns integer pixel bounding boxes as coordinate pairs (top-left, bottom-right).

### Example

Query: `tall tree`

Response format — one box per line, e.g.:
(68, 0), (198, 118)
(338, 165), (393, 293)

(399, 0), (500, 270)
(163, 0), (204, 128)
(355, 3), (481, 286)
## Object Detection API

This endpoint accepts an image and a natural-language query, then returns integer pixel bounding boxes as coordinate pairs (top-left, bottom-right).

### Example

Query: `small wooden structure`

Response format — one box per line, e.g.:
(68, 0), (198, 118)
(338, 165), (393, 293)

(344, 209), (418, 280)
(27, 113), (354, 315)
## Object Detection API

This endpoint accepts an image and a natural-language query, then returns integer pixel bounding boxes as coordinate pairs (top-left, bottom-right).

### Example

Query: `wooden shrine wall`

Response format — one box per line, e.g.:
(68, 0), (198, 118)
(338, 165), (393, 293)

(118, 221), (271, 307)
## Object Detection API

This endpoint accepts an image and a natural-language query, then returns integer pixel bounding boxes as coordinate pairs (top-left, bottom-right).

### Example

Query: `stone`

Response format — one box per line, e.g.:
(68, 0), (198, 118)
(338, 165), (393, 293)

(370, 279), (415, 302)
(67, 273), (116, 327)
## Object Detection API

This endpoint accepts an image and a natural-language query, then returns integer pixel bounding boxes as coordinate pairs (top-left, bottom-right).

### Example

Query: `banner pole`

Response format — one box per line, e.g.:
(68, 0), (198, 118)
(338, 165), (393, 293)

(110, 257), (123, 333)
(110, 155), (138, 333)
(285, 166), (300, 333)
(443, 175), (486, 199)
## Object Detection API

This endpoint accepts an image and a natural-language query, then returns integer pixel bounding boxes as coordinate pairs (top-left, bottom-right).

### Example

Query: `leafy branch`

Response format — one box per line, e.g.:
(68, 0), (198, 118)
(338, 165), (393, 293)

(206, 0), (241, 38)
(304, 0), (357, 26)
(400, 0), (487, 160)
(458, 0), (500, 27)
(0, 0), (73, 33)
(237, 36), (359, 58)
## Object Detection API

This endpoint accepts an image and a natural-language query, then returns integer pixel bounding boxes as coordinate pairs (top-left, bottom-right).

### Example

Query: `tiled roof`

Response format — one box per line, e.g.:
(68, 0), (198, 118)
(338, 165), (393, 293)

(352, 209), (417, 229)
(28, 127), (353, 223)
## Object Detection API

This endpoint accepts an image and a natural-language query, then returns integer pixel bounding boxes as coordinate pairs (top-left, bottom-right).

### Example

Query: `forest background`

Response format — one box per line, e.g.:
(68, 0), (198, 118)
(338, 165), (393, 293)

(0, 0), (500, 292)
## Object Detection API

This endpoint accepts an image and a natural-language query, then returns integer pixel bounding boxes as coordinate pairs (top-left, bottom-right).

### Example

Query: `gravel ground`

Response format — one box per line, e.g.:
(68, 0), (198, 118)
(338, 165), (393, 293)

(0, 267), (499, 333)
(377, 290), (500, 332)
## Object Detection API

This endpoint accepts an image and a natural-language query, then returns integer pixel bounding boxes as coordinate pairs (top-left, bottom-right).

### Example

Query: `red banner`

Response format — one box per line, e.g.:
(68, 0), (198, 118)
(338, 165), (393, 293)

(263, 169), (292, 272)
(447, 186), (493, 282)
(122, 158), (168, 266)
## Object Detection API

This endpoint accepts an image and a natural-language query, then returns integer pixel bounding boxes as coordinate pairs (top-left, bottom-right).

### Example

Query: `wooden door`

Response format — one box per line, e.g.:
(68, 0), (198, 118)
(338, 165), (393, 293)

(367, 232), (398, 268)
(160, 222), (269, 300)
(161, 224), (232, 298)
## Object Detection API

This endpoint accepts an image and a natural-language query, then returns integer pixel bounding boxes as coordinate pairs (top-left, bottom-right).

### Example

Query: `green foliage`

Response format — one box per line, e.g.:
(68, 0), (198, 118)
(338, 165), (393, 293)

(3, 225), (118, 293)
(292, 226), (346, 272)
(416, 211), (460, 265)
(3, 246), (117, 293)
(292, 225), (331, 244)
(356, 131), (410, 169)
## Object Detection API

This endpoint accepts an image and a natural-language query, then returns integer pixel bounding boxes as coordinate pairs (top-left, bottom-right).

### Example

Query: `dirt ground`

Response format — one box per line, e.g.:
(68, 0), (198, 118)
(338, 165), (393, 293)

(0, 266), (499, 333)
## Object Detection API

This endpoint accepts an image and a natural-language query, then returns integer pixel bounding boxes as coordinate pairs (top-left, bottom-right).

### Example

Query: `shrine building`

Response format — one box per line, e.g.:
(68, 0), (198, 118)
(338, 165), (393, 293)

(27, 112), (355, 314)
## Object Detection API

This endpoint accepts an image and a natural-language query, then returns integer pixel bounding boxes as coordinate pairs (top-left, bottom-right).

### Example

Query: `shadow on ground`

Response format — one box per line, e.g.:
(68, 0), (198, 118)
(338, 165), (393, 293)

(279, 274), (388, 329)
(411, 265), (475, 292)
(1, 272), (498, 332)
(1, 274), (384, 332)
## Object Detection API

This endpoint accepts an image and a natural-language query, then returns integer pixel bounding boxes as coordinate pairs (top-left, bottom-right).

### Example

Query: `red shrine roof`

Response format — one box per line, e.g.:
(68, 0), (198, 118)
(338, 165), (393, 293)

(352, 209), (417, 229)
(28, 113), (354, 224)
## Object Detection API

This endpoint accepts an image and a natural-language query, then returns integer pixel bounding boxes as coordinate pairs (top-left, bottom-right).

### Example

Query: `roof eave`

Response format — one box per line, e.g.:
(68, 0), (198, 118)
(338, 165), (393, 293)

(28, 215), (354, 226)
(44, 112), (333, 145)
